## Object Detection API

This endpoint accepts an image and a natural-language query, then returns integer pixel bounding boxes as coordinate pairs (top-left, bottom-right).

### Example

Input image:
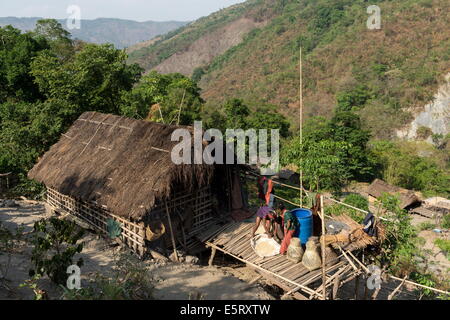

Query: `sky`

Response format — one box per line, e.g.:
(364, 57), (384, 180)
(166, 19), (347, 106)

(0, 0), (247, 22)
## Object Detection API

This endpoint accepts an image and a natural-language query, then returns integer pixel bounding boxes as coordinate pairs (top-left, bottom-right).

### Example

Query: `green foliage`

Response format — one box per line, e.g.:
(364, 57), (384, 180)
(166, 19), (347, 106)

(371, 140), (450, 197)
(442, 214), (450, 229)
(0, 26), (49, 103)
(417, 222), (436, 231)
(203, 98), (290, 138)
(29, 217), (84, 285)
(375, 193), (419, 276)
(409, 271), (438, 297)
(323, 194), (368, 222)
(343, 193), (368, 223)
(31, 43), (142, 116)
(223, 98), (250, 130)
(434, 239), (450, 260)
(282, 135), (350, 193)
(125, 71), (204, 124)
(33, 19), (74, 61)
(191, 66), (206, 83)
(0, 24), (146, 196)
(336, 85), (374, 112)
(416, 126), (433, 140)
(62, 252), (154, 300)
(281, 104), (374, 192)
(19, 274), (47, 300)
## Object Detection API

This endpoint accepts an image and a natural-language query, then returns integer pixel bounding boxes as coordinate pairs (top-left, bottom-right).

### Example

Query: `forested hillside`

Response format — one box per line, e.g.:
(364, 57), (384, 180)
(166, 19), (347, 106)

(129, 0), (449, 139)
(0, 0), (450, 196)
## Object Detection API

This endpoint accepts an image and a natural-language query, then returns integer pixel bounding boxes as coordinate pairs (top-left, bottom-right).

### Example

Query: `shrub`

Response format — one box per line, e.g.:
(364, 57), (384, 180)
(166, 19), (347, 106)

(434, 239), (450, 260)
(343, 193), (369, 223)
(416, 126), (433, 140)
(442, 214), (450, 229)
(375, 193), (419, 276)
(62, 252), (154, 300)
(29, 217), (84, 285)
(418, 222), (436, 231)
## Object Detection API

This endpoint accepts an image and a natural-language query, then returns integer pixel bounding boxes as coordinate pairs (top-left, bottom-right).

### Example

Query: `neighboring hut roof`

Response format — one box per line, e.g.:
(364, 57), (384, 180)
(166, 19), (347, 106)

(28, 112), (214, 220)
(367, 179), (419, 209)
(424, 197), (450, 210)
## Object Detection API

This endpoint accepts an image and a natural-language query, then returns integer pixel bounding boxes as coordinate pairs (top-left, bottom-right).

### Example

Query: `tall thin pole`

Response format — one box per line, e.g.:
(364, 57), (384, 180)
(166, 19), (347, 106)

(299, 47), (303, 208)
(320, 195), (327, 300)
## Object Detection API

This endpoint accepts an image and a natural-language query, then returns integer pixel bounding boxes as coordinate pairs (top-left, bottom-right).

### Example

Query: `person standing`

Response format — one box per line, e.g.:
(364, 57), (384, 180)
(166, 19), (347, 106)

(257, 175), (275, 208)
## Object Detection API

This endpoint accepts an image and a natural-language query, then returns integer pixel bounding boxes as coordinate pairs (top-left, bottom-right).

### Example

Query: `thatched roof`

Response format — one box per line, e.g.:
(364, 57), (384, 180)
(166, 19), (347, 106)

(28, 112), (214, 220)
(367, 179), (419, 209)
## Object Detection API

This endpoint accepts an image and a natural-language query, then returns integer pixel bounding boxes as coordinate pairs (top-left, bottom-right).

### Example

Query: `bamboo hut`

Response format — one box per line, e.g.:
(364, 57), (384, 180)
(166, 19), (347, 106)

(28, 111), (238, 257)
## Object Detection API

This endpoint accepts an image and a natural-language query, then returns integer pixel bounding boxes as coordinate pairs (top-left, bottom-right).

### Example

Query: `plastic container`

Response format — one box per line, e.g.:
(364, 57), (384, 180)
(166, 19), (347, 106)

(291, 208), (313, 245)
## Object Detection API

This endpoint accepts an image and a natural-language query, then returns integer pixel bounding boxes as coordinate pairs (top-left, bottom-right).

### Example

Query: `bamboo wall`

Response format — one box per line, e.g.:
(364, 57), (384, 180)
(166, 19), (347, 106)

(46, 186), (215, 257)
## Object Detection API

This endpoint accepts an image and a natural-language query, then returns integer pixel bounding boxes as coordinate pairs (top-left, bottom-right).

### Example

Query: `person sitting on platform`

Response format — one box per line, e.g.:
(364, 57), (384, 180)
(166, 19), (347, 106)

(273, 203), (287, 242)
(280, 208), (299, 255)
(251, 203), (276, 239)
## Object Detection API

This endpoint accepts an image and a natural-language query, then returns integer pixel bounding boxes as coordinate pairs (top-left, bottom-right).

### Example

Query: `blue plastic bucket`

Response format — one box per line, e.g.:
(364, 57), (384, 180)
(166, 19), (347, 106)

(290, 208), (313, 245)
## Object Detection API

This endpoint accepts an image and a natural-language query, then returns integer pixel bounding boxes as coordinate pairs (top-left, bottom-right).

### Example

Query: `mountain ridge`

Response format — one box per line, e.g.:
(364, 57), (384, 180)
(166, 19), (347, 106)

(0, 17), (189, 49)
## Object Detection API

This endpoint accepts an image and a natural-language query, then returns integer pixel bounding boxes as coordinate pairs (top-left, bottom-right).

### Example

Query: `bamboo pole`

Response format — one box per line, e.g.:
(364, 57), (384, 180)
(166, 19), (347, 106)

(164, 201), (179, 262)
(320, 195), (326, 300)
(176, 89), (186, 126)
(388, 276), (407, 300)
(299, 47), (303, 208)
(206, 241), (320, 298)
(347, 249), (450, 296)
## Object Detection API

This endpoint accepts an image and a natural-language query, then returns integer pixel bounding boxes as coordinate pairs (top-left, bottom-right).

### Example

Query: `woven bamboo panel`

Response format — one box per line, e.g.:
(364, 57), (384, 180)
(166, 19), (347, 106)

(46, 186), (215, 257)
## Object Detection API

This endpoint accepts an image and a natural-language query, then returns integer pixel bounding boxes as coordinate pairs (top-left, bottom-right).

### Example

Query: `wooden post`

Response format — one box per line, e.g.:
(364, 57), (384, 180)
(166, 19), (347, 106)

(164, 201), (179, 262)
(363, 275), (369, 300)
(320, 195), (326, 300)
(354, 274), (360, 300)
(388, 276), (407, 300)
(208, 247), (217, 266)
(371, 287), (381, 300)
(332, 275), (341, 300)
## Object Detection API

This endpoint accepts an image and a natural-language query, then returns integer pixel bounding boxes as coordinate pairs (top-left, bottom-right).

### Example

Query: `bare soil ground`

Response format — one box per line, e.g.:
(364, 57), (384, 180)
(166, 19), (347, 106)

(1, 199), (445, 300)
(0, 200), (273, 300)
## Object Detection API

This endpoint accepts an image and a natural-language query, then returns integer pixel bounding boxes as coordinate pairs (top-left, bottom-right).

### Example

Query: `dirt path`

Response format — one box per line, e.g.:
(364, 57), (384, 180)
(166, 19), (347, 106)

(0, 200), (273, 300)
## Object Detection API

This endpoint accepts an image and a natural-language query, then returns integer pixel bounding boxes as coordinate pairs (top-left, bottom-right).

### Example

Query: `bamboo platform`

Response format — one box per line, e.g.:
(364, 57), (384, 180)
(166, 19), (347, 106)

(200, 219), (359, 300)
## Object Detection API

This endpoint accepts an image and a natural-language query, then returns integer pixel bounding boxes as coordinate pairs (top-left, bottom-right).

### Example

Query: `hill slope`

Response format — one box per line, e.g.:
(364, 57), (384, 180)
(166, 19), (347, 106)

(0, 17), (188, 49)
(128, 0), (450, 139)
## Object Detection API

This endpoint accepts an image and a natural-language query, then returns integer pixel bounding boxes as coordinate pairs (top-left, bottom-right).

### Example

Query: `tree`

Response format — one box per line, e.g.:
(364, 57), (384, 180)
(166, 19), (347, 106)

(31, 43), (142, 117)
(123, 71), (204, 125)
(223, 98), (250, 129)
(0, 26), (49, 103)
(282, 135), (351, 192)
(33, 19), (74, 61)
(330, 109), (374, 180)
